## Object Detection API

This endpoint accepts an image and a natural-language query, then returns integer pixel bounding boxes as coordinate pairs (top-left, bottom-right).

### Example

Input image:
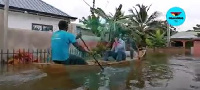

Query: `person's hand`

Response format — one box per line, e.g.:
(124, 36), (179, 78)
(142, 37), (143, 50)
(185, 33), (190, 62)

(76, 33), (82, 39)
(87, 51), (96, 55)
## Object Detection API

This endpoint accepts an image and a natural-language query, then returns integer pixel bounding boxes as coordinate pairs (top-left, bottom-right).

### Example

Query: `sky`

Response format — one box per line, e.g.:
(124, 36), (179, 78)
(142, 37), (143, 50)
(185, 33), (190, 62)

(42, 0), (200, 31)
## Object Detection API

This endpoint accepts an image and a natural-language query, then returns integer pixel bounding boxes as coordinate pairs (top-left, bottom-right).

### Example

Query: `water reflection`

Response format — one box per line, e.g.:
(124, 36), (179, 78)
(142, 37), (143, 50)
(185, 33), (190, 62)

(193, 64), (200, 82)
(126, 60), (145, 89)
(126, 53), (173, 89)
(71, 67), (131, 90)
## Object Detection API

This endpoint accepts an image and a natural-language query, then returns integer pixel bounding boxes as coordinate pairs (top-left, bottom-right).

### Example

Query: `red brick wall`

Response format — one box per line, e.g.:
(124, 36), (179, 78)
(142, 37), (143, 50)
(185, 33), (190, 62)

(193, 41), (200, 57)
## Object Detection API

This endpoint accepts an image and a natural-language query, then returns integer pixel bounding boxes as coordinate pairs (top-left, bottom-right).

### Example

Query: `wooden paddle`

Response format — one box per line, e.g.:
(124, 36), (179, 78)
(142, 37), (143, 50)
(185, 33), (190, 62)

(79, 36), (104, 70)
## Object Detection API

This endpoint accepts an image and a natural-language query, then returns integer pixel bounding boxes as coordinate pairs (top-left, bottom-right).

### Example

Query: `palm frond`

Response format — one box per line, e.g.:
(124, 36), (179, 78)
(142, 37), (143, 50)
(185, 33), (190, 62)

(91, 8), (110, 20)
(147, 4), (152, 11)
(146, 11), (161, 24)
(133, 6), (143, 23)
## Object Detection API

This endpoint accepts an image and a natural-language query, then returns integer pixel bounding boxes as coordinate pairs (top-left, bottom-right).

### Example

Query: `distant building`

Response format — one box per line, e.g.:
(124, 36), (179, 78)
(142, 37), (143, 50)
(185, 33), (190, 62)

(170, 31), (198, 48)
(0, 0), (77, 31)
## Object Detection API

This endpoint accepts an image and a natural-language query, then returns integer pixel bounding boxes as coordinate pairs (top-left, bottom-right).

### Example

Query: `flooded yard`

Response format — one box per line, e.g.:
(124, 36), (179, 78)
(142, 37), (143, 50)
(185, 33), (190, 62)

(0, 52), (200, 90)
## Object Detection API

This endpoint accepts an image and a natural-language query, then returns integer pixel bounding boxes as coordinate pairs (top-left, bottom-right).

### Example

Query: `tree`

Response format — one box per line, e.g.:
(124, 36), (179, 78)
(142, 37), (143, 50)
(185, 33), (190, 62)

(126, 4), (161, 47)
(193, 24), (200, 31)
(147, 20), (177, 36)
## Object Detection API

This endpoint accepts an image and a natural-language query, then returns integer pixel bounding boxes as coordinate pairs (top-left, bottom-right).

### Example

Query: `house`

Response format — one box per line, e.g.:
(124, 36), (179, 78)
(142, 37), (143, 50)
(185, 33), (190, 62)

(0, 0), (79, 50)
(0, 0), (77, 31)
(170, 31), (200, 56)
(0, 0), (101, 51)
(170, 31), (198, 48)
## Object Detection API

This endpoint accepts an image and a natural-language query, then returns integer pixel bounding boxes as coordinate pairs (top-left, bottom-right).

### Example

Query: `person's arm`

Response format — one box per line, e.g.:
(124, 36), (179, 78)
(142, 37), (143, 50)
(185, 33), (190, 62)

(75, 33), (82, 39)
(72, 42), (88, 53)
(111, 42), (115, 51)
(68, 34), (88, 53)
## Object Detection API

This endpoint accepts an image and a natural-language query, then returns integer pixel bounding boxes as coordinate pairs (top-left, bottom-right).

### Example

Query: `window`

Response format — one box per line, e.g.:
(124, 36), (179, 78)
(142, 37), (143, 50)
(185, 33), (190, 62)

(32, 23), (53, 31)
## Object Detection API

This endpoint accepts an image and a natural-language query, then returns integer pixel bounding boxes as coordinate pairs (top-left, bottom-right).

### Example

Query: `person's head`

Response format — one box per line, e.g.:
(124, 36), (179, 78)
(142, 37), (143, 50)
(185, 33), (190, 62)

(114, 33), (120, 42)
(114, 37), (119, 42)
(58, 20), (68, 31)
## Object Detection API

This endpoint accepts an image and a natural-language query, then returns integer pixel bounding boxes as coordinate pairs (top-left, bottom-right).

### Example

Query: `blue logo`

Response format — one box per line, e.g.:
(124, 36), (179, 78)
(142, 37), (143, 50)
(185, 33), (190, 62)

(166, 7), (186, 26)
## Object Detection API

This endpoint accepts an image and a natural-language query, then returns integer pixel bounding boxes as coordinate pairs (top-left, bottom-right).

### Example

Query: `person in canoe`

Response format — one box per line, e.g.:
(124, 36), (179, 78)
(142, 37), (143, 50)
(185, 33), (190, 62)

(126, 38), (138, 59)
(103, 35), (126, 62)
(51, 20), (91, 65)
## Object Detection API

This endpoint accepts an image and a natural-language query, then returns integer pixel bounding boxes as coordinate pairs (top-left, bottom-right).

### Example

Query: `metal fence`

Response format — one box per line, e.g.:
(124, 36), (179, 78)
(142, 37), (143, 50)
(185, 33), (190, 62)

(0, 48), (86, 64)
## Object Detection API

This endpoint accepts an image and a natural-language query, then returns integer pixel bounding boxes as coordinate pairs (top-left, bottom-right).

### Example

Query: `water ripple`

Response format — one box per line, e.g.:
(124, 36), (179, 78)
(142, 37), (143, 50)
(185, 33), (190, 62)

(0, 70), (47, 86)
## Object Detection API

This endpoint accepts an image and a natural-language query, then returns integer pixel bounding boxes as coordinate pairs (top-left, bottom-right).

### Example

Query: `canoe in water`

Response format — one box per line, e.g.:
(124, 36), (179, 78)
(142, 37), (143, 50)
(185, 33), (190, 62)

(34, 50), (146, 74)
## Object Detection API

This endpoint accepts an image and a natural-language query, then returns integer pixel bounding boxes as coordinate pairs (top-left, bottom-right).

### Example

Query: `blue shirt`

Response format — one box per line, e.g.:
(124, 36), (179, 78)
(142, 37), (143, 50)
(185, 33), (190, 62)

(51, 30), (76, 61)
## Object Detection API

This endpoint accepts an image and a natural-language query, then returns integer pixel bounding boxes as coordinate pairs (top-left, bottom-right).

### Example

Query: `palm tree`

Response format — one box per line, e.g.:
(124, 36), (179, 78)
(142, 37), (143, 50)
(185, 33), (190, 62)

(126, 4), (161, 47)
(147, 20), (177, 36)
(193, 24), (200, 32)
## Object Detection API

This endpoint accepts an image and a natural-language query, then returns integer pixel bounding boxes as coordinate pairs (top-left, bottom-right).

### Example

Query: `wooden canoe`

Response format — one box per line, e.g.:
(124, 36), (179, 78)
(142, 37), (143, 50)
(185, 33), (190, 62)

(33, 50), (146, 74)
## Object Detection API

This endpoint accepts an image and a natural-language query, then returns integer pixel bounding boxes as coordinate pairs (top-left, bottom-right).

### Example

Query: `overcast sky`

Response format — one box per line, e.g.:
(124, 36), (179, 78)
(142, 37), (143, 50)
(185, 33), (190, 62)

(42, 0), (200, 31)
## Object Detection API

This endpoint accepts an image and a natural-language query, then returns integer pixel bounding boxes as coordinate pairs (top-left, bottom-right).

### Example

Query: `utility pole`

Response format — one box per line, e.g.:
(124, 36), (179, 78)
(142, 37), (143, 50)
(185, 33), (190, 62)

(93, 0), (95, 8)
(167, 23), (171, 47)
(3, 0), (9, 61)
(4, 0), (9, 49)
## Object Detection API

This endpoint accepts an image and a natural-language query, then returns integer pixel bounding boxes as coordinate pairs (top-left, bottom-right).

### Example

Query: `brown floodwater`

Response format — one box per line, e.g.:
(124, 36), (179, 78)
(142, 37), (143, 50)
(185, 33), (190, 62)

(0, 52), (200, 90)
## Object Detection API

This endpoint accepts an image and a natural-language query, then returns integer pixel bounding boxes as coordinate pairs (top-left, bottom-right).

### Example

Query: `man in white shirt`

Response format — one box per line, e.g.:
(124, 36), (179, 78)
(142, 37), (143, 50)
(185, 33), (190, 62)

(103, 36), (126, 61)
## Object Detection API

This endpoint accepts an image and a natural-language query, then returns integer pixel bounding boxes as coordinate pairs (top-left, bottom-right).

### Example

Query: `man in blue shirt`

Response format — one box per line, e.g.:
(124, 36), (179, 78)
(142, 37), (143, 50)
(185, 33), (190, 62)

(51, 20), (90, 65)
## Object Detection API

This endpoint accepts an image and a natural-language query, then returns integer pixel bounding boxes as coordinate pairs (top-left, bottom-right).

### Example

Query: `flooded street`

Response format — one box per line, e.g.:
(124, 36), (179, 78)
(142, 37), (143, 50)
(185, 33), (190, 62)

(0, 53), (200, 90)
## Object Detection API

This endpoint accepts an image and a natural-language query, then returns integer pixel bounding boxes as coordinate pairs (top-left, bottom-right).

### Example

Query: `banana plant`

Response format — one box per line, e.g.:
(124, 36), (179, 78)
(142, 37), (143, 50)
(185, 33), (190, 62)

(145, 29), (166, 50)
(79, 13), (103, 37)
(91, 4), (130, 41)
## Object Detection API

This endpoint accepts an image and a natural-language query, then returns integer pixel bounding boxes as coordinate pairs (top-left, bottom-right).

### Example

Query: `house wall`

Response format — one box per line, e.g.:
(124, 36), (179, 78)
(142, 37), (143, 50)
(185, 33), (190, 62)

(6, 28), (100, 50)
(7, 28), (52, 50)
(6, 10), (62, 31)
(0, 10), (100, 50)
(193, 41), (200, 57)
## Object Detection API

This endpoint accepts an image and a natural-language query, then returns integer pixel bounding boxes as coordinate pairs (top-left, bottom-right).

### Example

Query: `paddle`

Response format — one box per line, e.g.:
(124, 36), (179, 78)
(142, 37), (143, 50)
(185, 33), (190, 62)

(79, 36), (104, 71)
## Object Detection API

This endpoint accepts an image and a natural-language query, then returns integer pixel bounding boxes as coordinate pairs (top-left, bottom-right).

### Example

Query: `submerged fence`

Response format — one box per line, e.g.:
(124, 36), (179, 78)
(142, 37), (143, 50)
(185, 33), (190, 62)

(0, 48), (86, 64)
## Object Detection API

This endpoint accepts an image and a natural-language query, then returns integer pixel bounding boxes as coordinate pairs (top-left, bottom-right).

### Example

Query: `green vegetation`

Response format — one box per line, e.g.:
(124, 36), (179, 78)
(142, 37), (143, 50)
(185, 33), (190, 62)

(193, 24), (200, 32)
(79, 12), (103, 37)
(80, 3), (173, 49)
(145, 29), (166, 49)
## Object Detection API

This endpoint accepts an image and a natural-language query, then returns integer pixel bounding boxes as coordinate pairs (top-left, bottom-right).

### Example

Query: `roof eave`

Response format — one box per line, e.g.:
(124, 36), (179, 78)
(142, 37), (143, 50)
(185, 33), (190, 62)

(171, 38), (194, 40)
(0, 5), (77, 20)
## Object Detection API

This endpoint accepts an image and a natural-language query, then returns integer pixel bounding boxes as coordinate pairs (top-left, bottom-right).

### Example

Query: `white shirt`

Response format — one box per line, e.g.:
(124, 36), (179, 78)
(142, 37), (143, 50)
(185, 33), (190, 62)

(114, 39), (126, 52)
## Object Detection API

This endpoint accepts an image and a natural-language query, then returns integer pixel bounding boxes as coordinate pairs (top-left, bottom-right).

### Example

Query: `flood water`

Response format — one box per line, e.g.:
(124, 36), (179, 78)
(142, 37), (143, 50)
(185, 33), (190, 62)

(0, 52), (200, 90)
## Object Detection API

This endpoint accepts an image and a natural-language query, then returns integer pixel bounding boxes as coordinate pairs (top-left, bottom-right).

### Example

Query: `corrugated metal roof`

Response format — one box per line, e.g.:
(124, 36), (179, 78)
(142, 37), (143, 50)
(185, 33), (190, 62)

(0, 0), (77, 19)
(171, 31), (198, 39)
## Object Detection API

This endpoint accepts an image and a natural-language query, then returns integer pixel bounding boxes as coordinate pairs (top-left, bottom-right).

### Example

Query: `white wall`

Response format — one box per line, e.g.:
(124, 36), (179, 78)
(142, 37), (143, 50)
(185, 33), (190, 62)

(7, 11), (62, 31)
